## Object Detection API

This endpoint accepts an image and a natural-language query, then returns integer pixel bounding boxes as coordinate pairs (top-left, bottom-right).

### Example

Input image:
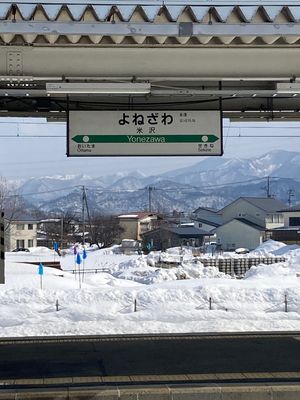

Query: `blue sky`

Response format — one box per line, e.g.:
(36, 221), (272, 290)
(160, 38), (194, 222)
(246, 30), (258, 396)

(0, 118), (300, 179)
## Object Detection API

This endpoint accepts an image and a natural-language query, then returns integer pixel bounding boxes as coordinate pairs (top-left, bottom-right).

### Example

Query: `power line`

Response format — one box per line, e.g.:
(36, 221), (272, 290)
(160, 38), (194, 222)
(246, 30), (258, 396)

(3, 175), (300, 200)
(4, 185), (81, 198)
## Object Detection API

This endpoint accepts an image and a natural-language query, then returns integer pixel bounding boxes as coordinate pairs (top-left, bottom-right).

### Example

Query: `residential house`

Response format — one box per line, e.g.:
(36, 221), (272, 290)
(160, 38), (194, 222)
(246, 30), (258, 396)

(142, 225), (211, 251)
(221, 197), (285, 228)
(5, 214), (38, 251)
(214, 218), (266, 251)
(270, 204), (300, 244)
(193, 206), (222, 226)
(191, 206), (222, 233)
(215, 197), (285, 251)
(117, 212), (163, 241)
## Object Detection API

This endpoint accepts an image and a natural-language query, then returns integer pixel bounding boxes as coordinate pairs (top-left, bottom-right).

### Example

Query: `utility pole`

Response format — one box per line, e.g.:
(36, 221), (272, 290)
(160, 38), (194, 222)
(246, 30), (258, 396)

(266, 176), (271, 198)
(83, 188), (95, 245)
(60, 213), (64, 249)
(288, 189), (295, 208)
(148, 186), (153, 212)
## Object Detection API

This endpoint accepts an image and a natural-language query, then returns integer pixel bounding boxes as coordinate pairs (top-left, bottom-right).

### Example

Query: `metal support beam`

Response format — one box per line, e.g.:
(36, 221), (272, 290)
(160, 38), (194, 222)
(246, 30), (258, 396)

(0, 47), (299, 79)
(1, 21), (300, 37)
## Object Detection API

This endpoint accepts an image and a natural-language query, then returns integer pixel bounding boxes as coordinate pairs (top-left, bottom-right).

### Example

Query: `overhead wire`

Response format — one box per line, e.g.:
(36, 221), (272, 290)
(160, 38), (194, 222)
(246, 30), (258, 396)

(5, 175), (298, 199)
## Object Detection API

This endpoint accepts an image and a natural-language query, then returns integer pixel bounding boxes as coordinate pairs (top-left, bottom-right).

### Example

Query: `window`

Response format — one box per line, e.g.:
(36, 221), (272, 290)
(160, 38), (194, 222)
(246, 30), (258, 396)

(289, 217), (300, 226)
(16, 239), (25, 248)
(16, 224), (24, 231)
(28, 224), (33, 230)
(28, 239), (33, 247)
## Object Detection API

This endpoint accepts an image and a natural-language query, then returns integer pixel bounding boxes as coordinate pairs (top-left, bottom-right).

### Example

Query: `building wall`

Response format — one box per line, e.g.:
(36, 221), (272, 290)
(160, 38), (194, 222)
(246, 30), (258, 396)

(193, 220), (216, 232)
(215, 220), (263, 250)
(5, 222), (37, 251)
(222, 199), (266, 226)
(119, 219), (139, 241)
(282, 211), (300, 228)
(265, 213), (284, 229)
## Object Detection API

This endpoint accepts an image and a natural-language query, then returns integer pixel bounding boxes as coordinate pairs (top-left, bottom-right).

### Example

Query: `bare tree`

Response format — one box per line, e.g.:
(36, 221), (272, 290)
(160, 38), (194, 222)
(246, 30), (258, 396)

(89, 214), (124, 249)
(0, 176), (25, 232)
(40, 210), (80, 247)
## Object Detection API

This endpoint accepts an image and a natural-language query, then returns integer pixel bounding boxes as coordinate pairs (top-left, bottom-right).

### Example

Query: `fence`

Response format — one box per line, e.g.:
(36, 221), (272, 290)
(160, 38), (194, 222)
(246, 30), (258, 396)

(200, 257), (286, 277)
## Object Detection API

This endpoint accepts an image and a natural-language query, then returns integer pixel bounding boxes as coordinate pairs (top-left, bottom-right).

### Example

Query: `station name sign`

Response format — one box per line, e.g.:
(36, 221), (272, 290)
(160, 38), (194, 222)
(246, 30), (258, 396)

(67, 110), (223, 156)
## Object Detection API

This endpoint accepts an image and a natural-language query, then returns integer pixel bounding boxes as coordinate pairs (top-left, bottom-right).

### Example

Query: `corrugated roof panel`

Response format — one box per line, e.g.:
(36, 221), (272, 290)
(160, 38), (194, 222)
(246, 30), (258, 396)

(17, 4), (36, 19)
(190, 6), (210, 22)
(0, 4), (10, 19)
(239, 6), (258, 22)
(117, 5), (137, 21)
(68, 5), (87, 20)
(42, 5), (61, 20)
(288, 6), (300, 21)
(166, 5), (185, 21)
(22, 33), (37, 43)
(215, 6), (234, 22)
(142, 5), (161, 21)
(264, 6), (282, 21)
(92, 5), (112, 20)
(88, 34), (103, 43)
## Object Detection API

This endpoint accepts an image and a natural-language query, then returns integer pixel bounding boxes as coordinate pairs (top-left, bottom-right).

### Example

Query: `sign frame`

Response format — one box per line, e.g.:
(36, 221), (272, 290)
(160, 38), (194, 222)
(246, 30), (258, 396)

(67, 109), (223, 157)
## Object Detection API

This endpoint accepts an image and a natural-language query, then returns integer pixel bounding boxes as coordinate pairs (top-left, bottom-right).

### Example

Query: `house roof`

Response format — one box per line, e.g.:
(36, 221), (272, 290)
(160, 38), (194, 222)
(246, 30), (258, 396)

(6, 214), (39, 222)
(142, 225), (211, 238)
(191, 217), (221, 228)
(118, 212), (158, 220)
(164, 226), (210, 237)
(193, 206), (219, 214)
(216, 217), (265, 232)
(220, 197), (286, 213)
(278, 204), (300, 212)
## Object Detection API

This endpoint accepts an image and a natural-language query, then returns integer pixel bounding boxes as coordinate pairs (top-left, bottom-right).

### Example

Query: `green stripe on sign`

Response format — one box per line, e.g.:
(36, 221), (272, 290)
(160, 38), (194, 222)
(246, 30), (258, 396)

(72, 134), (219, 144)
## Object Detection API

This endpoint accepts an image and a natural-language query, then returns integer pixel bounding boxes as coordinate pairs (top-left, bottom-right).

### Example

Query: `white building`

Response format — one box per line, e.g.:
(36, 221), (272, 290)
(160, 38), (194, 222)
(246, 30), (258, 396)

(220, 197), (285, 229)
(215, 197), (285, 251)
(5, 215), (38, 251)
(215, 218), (266, 251)
(270, 204), (300, 244)
(117, 212), (162, 241)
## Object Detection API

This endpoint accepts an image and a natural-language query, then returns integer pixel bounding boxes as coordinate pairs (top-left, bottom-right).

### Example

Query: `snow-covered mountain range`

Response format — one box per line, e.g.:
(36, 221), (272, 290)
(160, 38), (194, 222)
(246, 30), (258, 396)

(18, 150), (300, 214)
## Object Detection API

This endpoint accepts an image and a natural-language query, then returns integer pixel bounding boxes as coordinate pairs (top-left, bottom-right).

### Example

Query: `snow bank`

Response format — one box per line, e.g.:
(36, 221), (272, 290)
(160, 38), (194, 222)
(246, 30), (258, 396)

(1, 240), (300, 336)
(250, 239), (286, 256)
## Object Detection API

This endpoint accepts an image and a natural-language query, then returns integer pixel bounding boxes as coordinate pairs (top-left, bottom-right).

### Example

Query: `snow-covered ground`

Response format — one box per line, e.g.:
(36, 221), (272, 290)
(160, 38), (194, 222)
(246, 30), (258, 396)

(2, 240), (300, 337)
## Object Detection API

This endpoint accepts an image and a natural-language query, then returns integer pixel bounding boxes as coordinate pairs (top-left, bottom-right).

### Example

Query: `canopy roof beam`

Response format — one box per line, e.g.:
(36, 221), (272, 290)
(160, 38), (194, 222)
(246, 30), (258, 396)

(1, 21), (300, 37)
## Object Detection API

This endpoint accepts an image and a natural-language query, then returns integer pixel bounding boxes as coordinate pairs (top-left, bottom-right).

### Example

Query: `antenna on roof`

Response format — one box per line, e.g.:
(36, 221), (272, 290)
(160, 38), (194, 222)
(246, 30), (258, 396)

(288, 189), (295, 208)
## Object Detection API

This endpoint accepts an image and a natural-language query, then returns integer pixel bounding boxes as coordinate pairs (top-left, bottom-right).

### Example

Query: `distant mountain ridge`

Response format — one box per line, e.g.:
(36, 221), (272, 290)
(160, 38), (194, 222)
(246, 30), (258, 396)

(17, 150), (300, 214)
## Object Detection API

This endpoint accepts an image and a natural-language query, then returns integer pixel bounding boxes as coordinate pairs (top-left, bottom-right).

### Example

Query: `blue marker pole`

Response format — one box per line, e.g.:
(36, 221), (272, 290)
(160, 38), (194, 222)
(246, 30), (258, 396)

(73, 246), (77, 280)
(38, 262), (44, 290)
(53, 242), (58, 263)
(76, 253), (82, 289)
(82, 248), (87, 282)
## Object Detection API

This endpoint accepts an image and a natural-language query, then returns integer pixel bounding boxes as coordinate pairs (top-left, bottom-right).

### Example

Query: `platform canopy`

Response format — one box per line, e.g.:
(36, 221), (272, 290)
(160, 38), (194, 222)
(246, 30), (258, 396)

(1, 0), (300, 120)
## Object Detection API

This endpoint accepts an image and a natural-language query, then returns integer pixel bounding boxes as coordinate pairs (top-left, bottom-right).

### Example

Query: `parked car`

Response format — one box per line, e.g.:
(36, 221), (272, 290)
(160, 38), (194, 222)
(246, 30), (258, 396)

(12, 248), (30, 252)
(235, 247), (250, 254)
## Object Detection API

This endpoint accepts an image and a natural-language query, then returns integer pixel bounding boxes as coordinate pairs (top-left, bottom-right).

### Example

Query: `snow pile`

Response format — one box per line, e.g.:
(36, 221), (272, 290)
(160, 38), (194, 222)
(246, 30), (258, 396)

(272, 244), (300, 256)
(1, 240), (300, 336)
(111, 257), (228, 284)
(250, 239), (286, 256)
